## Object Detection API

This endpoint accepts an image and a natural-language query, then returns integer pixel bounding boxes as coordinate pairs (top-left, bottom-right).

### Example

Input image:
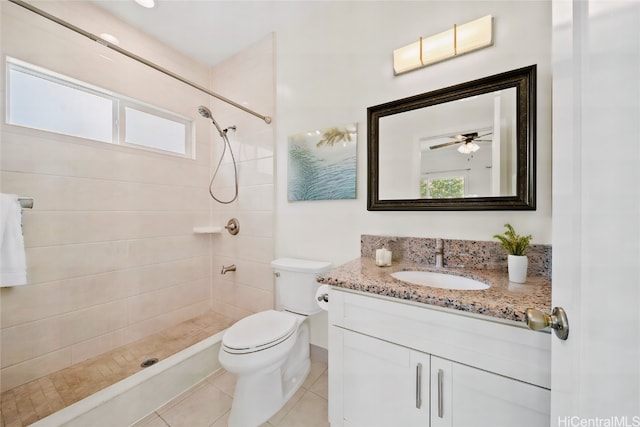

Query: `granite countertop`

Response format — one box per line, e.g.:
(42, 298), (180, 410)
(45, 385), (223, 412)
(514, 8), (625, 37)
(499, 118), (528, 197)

(317, 257), (551, 323)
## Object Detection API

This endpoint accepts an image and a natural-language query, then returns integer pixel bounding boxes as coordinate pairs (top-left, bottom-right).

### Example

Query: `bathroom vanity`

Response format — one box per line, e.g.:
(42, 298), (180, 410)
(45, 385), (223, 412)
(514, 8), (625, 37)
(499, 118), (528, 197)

(320, 254), (552, 427)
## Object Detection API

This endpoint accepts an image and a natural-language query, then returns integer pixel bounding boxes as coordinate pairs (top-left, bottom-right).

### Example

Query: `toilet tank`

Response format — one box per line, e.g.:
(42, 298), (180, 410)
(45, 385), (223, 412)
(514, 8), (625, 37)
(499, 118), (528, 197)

(271, 258), (332, 315)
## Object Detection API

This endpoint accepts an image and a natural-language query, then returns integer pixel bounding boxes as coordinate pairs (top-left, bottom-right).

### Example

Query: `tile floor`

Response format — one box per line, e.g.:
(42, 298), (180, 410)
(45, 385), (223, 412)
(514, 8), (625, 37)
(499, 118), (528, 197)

(1, 311), (235, 427)
(133, 360), (329, 427)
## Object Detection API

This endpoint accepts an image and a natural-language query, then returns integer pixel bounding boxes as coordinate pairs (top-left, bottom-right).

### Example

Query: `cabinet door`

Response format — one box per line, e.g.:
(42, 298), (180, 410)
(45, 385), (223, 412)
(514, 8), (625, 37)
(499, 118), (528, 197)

(431, 356), (550, 427)
(340, 328), (430, 427)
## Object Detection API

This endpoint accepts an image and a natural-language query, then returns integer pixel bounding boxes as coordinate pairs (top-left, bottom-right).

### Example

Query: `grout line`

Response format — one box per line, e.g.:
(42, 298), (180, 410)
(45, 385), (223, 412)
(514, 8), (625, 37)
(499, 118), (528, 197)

(1, 168), (212, 190)
(210, 409), (231, 427)
(156, 411), (171, 427)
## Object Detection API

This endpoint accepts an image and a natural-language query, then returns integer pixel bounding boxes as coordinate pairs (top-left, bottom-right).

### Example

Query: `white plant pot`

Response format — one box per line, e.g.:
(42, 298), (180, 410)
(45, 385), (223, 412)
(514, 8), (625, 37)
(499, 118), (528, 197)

(508, 255), (528, 283)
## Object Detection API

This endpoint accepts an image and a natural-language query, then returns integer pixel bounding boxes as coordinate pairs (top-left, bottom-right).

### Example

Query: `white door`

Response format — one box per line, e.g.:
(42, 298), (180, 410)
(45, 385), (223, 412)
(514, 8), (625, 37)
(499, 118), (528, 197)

(551, 0), (640, 423)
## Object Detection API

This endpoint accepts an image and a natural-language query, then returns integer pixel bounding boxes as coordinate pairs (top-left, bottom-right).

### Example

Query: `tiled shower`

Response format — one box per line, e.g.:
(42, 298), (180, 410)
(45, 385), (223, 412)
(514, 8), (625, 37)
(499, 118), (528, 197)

(0, 0), (275, 396)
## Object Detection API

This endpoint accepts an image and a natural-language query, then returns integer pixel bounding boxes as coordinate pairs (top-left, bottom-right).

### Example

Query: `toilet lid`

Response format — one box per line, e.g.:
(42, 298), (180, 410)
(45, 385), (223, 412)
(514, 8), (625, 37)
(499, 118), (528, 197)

(222, 310), (297, 354)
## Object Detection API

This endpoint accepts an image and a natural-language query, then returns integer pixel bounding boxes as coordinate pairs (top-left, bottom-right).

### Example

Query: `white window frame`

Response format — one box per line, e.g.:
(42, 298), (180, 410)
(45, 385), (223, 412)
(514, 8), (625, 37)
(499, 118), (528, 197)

(5, 57), (194, 159)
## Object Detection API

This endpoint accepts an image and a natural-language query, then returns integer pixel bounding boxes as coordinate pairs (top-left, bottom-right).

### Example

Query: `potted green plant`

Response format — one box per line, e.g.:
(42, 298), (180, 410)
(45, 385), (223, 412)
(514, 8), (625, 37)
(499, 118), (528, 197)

(493, 223), (532, 283)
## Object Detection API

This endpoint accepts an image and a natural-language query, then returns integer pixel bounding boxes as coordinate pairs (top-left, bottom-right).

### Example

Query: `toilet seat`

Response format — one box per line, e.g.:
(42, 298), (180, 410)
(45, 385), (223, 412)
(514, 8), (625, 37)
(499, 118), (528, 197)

(222, 310), (298, 355)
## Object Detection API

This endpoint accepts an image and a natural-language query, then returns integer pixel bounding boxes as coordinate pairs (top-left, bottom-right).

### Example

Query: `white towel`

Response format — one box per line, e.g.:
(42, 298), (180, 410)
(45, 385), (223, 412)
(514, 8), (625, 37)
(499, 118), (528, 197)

(1, 193), (27, 286)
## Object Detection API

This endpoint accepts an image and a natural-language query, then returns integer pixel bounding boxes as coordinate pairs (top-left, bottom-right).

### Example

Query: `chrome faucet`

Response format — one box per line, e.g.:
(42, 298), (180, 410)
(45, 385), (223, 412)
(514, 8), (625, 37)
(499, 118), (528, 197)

(435, 238), (444, 268)
(221, 264), (236, 274)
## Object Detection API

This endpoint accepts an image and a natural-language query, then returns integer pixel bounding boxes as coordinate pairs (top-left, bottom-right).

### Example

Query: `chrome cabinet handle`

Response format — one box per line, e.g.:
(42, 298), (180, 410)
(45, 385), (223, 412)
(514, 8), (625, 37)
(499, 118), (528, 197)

(525, 306), (569, 340)
(437, 368), (444, 418)
(415, 363), (422, 409)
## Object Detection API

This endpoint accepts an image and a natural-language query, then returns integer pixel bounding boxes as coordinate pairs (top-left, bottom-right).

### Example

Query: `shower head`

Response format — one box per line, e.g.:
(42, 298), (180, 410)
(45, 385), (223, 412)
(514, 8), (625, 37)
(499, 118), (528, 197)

(197, 105), (224, 136)
(197, 105), (212, 119)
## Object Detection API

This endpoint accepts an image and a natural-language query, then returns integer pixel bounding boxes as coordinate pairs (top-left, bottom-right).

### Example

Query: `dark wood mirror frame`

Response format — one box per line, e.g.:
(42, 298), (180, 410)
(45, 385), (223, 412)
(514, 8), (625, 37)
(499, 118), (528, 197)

(367, 65), (536, 211)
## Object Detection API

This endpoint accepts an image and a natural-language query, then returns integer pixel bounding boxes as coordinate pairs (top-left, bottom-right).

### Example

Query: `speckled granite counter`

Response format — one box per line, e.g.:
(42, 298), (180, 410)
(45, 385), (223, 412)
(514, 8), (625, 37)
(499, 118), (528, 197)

(317, 257), (551, 323)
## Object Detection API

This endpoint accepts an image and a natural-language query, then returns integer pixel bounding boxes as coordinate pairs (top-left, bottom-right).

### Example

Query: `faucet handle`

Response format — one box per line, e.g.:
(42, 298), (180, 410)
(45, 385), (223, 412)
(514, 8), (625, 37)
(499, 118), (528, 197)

(225, 218), (240, 235)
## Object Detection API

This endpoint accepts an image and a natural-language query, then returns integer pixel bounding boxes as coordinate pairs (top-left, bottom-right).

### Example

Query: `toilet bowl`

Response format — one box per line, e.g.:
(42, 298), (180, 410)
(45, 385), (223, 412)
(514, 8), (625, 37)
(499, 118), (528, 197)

(219, 258), (331, 427)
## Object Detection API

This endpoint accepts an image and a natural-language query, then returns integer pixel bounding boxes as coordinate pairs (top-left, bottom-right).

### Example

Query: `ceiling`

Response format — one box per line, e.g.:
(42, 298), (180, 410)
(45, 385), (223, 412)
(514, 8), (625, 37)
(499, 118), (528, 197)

(91, 0), (330, 67)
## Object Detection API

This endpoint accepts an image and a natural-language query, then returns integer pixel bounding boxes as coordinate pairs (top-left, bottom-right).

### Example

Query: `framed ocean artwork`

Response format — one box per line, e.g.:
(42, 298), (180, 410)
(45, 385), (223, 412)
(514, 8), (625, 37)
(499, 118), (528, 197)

(287, 124), (357, 201)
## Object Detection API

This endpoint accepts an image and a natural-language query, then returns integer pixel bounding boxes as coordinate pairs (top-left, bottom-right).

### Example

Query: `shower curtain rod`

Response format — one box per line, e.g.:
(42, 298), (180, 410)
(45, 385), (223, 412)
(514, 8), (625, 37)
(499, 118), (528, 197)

(8, 0), (272, 125)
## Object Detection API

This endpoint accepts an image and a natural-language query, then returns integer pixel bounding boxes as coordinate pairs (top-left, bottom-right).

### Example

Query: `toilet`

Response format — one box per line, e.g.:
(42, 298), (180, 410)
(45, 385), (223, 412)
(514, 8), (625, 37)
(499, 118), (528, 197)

(219, 258), (331, 427)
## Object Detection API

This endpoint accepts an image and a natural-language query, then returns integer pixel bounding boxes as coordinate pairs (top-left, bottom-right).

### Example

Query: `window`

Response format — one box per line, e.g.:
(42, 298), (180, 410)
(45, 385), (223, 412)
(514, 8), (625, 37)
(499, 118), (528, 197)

(6, 58), (193, 157)
(421, 176), (465, 198)
(123, 106), (189, 155)
(7, 65), (114, 143)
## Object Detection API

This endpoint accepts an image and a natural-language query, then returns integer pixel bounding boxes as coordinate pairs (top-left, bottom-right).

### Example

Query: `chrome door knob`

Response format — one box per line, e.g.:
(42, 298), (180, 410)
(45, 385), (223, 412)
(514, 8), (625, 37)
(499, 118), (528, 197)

(525, 306), (569, 340)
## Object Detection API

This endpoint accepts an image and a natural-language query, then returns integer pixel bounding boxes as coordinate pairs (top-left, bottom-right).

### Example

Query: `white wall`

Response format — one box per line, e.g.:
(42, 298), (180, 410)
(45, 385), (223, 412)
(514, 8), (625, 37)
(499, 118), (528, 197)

(0, 1), (213, 391)
(274, 1), (552, 346)
(276, 0), (552, 262)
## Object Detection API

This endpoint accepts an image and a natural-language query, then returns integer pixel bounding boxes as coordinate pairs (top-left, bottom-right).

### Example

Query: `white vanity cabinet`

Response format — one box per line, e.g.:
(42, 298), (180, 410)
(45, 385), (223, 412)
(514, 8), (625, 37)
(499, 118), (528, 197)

(328, 288), (551, 427)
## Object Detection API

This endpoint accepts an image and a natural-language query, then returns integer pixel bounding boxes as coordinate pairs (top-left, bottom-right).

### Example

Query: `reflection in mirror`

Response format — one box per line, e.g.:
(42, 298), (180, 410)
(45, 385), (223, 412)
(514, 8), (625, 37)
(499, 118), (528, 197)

(421, 126), (497, 199)
(368, 65), (536, 211)
(379, 88), (517, 200)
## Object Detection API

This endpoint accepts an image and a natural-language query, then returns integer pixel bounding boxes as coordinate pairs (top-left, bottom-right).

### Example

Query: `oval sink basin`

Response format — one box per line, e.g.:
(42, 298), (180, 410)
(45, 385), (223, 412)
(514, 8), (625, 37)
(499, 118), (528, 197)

(390, 271), (490, 290)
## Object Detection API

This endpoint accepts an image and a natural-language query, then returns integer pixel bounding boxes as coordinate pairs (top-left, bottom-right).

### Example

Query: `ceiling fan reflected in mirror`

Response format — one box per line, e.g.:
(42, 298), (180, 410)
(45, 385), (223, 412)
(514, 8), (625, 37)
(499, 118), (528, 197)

(429, 131), (493, 154)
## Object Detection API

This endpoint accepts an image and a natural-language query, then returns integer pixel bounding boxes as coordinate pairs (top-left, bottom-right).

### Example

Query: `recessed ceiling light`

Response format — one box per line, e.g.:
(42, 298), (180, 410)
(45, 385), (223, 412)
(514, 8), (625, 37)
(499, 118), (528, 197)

(99, 33), (120, 45)
(134, 0), (155, 8)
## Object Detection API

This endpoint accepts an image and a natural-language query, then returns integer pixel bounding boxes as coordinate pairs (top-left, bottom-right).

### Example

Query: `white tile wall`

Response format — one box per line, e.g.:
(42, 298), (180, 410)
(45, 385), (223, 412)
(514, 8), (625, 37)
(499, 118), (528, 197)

(209, 34), (276, 322)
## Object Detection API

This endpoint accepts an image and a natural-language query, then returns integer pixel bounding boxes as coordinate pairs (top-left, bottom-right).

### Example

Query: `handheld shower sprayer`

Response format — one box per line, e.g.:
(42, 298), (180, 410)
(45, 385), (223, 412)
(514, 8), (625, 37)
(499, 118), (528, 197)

(198, 106), (239, 204)
(198, 105), (225, 137)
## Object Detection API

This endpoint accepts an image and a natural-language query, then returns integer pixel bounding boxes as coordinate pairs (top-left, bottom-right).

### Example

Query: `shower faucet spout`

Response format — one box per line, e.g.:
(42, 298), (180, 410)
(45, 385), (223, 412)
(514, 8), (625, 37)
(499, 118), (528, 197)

(221, 264), (236, 274)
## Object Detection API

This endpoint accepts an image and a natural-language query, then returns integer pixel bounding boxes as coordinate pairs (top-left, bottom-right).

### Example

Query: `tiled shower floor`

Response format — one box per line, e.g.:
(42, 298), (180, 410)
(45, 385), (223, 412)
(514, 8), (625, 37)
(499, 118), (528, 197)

(1, 311), (235, 427)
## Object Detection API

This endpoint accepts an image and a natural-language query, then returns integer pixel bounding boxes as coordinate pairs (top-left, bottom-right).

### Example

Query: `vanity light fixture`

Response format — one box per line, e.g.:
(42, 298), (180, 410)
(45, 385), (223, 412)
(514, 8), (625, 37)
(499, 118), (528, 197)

(393, 15), (493, 75)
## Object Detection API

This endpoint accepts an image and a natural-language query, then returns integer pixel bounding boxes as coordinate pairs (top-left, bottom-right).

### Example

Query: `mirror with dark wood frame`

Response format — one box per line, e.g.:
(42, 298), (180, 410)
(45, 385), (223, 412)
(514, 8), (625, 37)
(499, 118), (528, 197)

(367, 65), (536, 211)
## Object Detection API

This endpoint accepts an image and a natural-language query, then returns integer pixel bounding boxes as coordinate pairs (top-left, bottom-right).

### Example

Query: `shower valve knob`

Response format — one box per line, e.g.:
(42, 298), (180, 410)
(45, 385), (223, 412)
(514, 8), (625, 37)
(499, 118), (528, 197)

(225, 218), (240, 235)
